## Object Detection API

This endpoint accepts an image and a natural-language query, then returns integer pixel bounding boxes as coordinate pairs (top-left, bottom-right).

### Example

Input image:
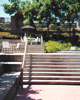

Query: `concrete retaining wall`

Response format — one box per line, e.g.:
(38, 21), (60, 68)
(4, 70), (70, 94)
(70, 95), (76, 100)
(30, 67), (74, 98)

(0, 54), (23, 74)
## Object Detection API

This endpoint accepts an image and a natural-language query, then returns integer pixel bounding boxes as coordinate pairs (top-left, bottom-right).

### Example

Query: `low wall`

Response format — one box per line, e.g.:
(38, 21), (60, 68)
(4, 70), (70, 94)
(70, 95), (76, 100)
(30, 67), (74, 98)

(0, 64), (4, 75)
(0, 53), (23, 74)
(0, 54), (23, 62)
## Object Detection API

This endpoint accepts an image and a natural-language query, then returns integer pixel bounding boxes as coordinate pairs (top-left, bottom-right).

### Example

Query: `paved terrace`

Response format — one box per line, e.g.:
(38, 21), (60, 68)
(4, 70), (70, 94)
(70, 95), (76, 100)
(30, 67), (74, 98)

(14, 85), (80, 100)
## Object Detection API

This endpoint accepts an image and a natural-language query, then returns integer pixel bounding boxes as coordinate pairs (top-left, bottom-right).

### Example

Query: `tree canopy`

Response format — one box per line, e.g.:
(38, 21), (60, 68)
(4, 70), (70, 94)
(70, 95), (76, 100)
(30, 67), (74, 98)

(59, 0), (80, 32)
(2, 0), (80, 34)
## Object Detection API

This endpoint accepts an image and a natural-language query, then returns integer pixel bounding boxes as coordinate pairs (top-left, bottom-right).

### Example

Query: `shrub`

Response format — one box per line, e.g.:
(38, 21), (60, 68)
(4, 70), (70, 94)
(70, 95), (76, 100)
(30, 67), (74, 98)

(0, 32), (18, 39)
(44, 40), (72, 52)
(45, 40), (63, 52)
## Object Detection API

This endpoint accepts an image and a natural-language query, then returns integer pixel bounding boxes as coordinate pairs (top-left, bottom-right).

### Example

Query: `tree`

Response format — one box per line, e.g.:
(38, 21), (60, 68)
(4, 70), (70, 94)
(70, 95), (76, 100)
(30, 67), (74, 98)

(23, 0), (36, 26)
(59, 0), (80, 35)
(23, 0), (62, 37)
(3, 0), (80, 37)
(2, 0), (28, 28)
(2, 0), (21, 15)
(36, 0), (57, 35)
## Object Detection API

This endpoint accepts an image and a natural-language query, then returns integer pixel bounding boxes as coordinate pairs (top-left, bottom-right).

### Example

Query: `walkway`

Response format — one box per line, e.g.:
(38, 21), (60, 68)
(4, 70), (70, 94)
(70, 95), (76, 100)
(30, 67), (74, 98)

(14, 85), (80, 100)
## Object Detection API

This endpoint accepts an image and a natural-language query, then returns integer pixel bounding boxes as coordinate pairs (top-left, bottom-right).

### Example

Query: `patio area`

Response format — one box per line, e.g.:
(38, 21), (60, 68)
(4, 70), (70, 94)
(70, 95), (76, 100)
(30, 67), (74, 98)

(14, 85), (80, 100)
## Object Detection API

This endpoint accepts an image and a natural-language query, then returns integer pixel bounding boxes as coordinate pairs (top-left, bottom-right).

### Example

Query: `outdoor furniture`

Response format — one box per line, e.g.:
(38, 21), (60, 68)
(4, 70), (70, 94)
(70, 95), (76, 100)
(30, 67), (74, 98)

(28, 38), (35, 45)
(30, 37), (41, 45)
(1, 41), (11, 52)
(11, 43), (20, 52)
(2, 41), (20, 53)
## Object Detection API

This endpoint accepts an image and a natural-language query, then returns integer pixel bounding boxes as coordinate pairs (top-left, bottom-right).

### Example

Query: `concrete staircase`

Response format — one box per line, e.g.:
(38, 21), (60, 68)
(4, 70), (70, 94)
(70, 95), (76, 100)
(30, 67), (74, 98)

(28, 45), (44, 53)
(23, 53), (80, 84)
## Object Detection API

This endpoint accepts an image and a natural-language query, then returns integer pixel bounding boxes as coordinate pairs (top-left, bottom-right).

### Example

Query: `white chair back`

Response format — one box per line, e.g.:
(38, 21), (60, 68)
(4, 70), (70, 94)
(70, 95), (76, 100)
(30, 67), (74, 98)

(2, 41), (10, 48)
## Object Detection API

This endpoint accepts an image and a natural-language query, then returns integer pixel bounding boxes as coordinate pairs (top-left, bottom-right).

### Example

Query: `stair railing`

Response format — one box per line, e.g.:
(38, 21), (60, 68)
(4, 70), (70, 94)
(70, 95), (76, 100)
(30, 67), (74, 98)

(41, 35), (43, 53)
(21, 37), (28, 89)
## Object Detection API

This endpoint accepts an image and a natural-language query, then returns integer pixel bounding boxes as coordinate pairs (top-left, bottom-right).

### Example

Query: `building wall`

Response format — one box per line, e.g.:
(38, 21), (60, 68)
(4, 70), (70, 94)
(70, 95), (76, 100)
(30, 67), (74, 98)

(11, 16), (25, 34)
(76, 16), (80, 30)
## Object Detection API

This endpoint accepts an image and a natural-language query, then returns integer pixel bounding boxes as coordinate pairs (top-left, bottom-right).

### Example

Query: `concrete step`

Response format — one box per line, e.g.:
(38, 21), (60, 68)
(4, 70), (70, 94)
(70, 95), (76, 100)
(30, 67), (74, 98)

(25, 62), (80, 65)
(24, 65), (80, 68)
(23, 75), (80, 80)
(25, 59), (80, 62)
(23, 54), (80, 85)
(23, 79), (80, 84)
(23, 68), (80, 72)
(28, 45), (44, 53)
(23, 72), (80, 76)
(25, 55), (80, 59)
(57, 50), (80, 53)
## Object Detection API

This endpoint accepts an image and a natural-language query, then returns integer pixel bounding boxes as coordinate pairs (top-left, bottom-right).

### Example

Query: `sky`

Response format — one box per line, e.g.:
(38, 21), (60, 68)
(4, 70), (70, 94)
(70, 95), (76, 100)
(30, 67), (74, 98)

(0, 0), (10, 18)
(0, 0), (26, 18)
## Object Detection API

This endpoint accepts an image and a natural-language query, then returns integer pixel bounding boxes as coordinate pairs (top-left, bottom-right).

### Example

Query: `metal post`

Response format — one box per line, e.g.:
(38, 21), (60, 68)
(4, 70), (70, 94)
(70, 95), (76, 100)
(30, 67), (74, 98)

(21, 68), (23, 89)
(41, 35), (43, 53)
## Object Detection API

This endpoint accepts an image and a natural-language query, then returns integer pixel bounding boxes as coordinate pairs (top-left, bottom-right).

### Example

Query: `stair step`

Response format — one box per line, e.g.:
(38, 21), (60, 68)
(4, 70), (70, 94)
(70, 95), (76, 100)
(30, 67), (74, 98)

(26, 56), (80, 59)
(23, 75), (80, 78)
(23, 72), (80, 76)
(23, 77), (80, 81)
(57, 50), (80, 53)
(24, 65), (80, 68)
(23, 54), (80, 85)
(23, 68), (80, 72)
(23, 79), (80, 84)
(25, 59), (80, 62)
(25, 62), (80, 65)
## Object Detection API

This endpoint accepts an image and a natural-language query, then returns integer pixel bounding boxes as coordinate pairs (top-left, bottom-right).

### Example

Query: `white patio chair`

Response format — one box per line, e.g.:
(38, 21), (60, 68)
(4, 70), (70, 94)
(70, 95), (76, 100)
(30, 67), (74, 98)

(11, 43), (20, 53)
(20, 37), (24, 42)
(2, 41), (11, 53)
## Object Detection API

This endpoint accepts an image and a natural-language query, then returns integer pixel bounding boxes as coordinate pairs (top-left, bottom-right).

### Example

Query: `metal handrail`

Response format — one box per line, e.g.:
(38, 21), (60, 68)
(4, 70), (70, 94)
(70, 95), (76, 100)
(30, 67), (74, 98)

(21, 38), (28, 89)
(41, 35), (43, 53)
(22, 40), (27, 69)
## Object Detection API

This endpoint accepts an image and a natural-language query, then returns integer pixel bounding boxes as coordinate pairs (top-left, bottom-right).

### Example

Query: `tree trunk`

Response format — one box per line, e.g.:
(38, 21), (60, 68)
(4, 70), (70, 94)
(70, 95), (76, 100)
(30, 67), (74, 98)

(69, 22), (72, 36)
(47, 25), (49, 39)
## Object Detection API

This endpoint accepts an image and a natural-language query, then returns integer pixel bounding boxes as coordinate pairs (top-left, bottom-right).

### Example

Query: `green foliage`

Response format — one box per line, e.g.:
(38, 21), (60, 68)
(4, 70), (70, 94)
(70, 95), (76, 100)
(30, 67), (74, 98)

(2, 2), (21, 15)
(2, 0), (25, 15)
(62, 42), (72, 49)
(0, 32), (18, 39)
(45, 40), (62, 52)
(2, 0), (80, 35)
(23, 18), (30, 25)
(60, 0), (80, 32)
(45, 40), (72, 52)
(8, 0), (21, 3)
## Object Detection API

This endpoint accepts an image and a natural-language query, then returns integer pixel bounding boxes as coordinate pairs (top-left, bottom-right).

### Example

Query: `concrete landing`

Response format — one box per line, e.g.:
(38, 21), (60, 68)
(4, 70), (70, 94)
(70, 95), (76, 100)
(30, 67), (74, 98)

(14, 85), (80, 100)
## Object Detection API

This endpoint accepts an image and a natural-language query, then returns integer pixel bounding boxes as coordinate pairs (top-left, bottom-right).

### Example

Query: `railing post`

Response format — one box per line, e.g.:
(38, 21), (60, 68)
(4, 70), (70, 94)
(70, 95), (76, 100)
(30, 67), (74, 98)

(26, 39), (28, 54)
(21, 68), (23, 89)
(21, 37), (28, 89)
(41, 35), (43, 53)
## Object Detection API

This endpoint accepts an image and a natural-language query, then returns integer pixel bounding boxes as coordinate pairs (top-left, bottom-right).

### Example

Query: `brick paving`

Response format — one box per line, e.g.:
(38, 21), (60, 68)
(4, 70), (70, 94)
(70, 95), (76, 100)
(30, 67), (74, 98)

(14, 85), (80, 100)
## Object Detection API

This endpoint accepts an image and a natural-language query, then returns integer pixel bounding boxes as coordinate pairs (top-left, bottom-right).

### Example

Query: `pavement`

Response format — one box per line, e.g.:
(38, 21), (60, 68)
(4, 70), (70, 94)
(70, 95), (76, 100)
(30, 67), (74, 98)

(14, 85), (80, 100)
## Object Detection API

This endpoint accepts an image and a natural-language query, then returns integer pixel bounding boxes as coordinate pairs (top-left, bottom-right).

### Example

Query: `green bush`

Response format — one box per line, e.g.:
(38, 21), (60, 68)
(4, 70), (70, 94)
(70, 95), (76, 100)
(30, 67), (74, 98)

(44, 40), (72, 52)
(45, 40), (62, 52)
(0, 32), (18, 39)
